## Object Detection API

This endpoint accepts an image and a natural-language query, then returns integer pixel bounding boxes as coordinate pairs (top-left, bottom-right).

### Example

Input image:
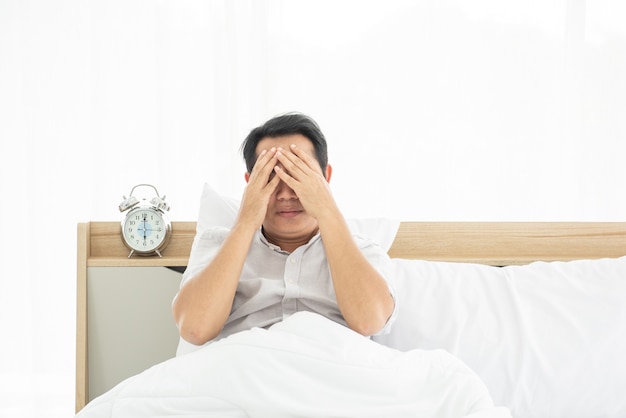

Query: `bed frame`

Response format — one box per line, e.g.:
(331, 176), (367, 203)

(75, 220), (626, 412)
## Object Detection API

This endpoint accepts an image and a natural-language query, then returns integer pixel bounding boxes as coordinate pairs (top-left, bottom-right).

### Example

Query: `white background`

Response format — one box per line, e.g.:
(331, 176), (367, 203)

(1, 1), (625, 416)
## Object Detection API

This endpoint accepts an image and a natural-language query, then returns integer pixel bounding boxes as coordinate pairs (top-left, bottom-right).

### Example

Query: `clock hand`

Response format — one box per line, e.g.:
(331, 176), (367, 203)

(142, 219), (147, 241)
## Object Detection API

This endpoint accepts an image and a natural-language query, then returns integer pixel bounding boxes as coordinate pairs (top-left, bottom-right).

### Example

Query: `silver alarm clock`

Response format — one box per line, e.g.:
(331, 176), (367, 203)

(119, 184), (172, 258)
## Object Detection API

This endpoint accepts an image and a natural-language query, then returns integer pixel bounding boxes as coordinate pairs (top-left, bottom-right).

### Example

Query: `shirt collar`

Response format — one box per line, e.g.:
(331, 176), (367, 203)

(257, 228), (321, 254)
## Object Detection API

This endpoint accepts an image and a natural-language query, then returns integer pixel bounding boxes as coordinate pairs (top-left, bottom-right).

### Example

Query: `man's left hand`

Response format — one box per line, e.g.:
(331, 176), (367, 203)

(274, 144), (336, 221)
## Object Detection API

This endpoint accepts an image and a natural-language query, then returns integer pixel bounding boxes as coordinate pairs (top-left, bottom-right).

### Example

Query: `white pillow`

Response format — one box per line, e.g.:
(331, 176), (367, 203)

(195, 182), (240, 231)
(194, 182), (400, 250)
(372, 256), (626, 418)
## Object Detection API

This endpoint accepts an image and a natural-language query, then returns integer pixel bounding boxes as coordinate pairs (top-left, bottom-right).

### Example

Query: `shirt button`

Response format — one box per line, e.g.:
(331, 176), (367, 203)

(290, 258), (297, 264)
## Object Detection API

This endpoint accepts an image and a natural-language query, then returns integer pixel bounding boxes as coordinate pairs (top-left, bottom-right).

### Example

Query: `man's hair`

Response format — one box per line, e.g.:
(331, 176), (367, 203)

(240, 112), (328, 174)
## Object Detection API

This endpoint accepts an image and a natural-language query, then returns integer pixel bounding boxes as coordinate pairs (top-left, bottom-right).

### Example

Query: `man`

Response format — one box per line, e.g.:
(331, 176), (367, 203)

(172, 113), (396, 347)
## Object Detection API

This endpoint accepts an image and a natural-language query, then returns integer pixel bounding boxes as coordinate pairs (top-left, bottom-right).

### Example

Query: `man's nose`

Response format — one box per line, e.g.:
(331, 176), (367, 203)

(275, 180), (298, 200)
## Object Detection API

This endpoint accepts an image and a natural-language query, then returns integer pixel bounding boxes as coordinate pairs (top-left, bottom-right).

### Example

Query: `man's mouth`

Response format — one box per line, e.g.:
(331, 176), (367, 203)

(277, 208), (303, 218)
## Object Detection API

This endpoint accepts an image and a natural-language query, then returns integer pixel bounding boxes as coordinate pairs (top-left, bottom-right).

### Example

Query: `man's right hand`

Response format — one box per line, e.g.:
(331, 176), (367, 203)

(238, 147), (280, 229)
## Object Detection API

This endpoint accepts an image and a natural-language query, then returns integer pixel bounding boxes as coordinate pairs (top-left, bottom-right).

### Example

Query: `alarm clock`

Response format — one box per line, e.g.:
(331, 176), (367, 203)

(119, 184), (172, 258)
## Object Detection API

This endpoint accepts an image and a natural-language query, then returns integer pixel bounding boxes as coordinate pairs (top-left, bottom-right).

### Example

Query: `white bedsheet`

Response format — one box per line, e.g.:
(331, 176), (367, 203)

(76, 312), (511, 418)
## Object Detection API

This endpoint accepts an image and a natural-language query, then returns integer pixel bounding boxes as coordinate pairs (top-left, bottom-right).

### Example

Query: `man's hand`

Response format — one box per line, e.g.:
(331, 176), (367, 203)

(274, 144), (336, 221)
(238, 147), (281, 228)
(173, 147), (282, 346)
(275, 143), (394, 336)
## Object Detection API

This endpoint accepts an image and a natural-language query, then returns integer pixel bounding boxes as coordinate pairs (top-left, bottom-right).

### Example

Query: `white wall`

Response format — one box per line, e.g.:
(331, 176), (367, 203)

(1, 1), (625, 416)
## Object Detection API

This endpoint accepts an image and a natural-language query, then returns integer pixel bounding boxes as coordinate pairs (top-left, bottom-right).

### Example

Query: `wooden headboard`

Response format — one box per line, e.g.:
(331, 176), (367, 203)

(76, 220), (626, 412)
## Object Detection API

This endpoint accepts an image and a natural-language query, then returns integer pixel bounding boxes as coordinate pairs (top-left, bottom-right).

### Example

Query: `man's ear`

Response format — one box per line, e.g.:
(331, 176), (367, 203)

(245, 172), (250, 183)
(325, 164), (332, 182)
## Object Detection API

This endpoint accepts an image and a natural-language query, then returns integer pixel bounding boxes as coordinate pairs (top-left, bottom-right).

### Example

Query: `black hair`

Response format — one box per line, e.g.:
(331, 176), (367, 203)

(240, 112), (328, 174)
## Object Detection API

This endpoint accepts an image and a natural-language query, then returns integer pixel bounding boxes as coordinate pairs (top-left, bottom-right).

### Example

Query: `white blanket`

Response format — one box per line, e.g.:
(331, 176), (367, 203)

(76, 312), (511, 418)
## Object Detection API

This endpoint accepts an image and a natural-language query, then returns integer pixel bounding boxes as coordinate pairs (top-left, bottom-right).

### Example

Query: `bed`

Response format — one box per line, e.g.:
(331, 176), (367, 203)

(75, 184), (626, 418)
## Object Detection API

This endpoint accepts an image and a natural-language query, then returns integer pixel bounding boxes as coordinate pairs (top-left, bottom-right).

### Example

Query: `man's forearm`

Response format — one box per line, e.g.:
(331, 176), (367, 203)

(172, 223), (256, 345)
(318, 211), (394, 336)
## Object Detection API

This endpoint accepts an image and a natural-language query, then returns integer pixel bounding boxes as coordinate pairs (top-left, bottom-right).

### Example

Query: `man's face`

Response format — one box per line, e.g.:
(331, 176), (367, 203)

(251, 134), (327, 244)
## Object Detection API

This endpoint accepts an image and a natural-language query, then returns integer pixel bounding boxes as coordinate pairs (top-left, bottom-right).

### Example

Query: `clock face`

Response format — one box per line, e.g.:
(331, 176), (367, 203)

(122, 208), (169, 253)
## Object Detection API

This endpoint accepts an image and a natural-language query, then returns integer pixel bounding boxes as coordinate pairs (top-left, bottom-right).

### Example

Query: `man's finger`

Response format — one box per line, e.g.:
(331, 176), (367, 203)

(288, 143), (322, 173)
(249, 148), (278, 183)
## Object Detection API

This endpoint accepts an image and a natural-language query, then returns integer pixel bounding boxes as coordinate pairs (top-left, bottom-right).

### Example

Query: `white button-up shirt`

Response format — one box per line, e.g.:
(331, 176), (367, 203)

(180, 227), (397, 345)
